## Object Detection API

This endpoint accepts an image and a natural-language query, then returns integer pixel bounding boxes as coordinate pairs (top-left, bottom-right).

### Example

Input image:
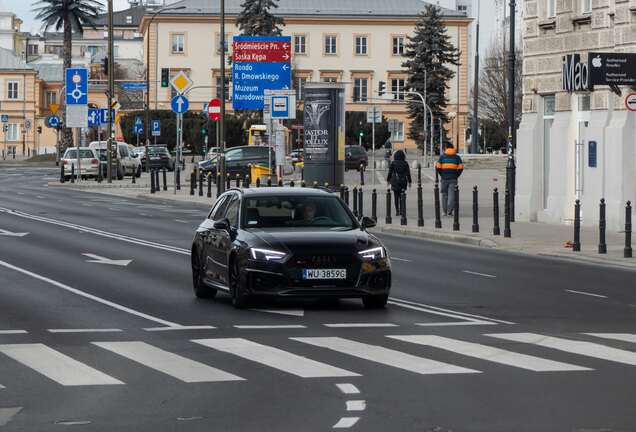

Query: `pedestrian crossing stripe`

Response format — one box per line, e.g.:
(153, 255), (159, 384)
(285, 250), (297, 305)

(0, 334), (634, 388)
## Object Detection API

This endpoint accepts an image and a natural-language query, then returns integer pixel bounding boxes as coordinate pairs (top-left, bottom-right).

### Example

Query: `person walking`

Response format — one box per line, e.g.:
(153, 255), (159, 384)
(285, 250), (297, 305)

(436, 143), (464, 216)
(386, 149), (412, 216)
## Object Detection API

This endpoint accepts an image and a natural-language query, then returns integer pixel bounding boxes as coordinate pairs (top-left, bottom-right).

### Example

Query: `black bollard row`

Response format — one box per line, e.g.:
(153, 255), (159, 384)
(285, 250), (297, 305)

(598, 198), (607, 254)
(352, 187), (358, 217)
(150, 169), (156, 194)
(372, 188), (377, 222)
(472, 186), (479, 233)
(493, 188), (501, 236)
(198, 173), (203, 196)
(360, 164), (365, 186)
(504, 188), (511, 238)
(236, 174), (241, 188)
(207, 173), (212, 198)
(573, 199), (581, 252)
(70, 163), (75, 183)
(400, 192), (407, 226)
(358, 189), (364, 218)
(162, 168), (167, 191)
(452, 185), (460, 231)
(434, 180), (442, 229)
(417, 178), (424, 227)
(189, 171), (195, 195)
(278, 178), (283, 187)
(60, 163), (65, 183)
(176, 167), (181, 190)
(244, 175), (250, 188)
(625, 201), (633, 258)
(226, 175), (231, 190)
(385, 189), (392, 224)
(155, 170), (160, 193)
(256, 177), (261, 188)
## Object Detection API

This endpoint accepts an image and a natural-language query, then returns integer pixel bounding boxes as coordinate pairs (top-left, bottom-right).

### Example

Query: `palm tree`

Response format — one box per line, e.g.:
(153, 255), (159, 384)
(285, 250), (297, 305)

(33, 0), (103, 148)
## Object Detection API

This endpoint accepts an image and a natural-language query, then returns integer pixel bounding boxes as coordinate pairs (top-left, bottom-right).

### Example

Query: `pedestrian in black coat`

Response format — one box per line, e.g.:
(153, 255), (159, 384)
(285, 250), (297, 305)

(386, 150), (412, 215)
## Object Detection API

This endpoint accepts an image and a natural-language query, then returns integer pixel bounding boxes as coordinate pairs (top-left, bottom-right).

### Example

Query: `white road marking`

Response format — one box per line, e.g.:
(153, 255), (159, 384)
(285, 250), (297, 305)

(0, 407), (22, 427)
(143, 325), (215, 332)
(93, 341), (243, 383)
(250, 308), (305, 317)
(391, 257), (412, 262)
(585, 333), (636, 344)
(0, 229), (29, 237)
(82, 253), (132, 267)
(488, 333), (636, 366)
(333, 417), (359, 428)
(292, 337), (479, 375)
(194, 338), (359, 378)
(415, 321), (496, 327)
(462, 270), (497, 278)
(324, 323), (399, 328)
(336, 383), (360, 395)
(0, 384), (4, 389)
(0, 343), (123, 386)
(389, 297), (515, 325)
(174, 219), (189, 224)
(388, 301), (493, 325)
(233, 325), (307, 329)
(389, 335), (591, 372)
(345, 400), (366, 411)
(48, 329), (122, 333)
(565, 289), (607, 299)
(0, 259), (181, 327)
(0, 330), (27, 334)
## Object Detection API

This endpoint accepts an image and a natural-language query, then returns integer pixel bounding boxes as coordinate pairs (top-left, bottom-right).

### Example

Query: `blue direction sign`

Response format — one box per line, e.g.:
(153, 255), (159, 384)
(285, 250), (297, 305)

(232, 36), (292, 110)
(134, 116), (143, 135)
(65, 67), (88, 105)
(46, 116), (60, 128)
(121, 82), (147, 91)
(88, 108), (101, 127)
(171, 95), (189, 113)
(151, 120), (161, 137)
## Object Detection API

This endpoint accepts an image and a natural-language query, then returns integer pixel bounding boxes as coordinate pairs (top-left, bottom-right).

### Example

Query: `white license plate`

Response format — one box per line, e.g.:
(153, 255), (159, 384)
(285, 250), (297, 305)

(303, 269), (347, 280)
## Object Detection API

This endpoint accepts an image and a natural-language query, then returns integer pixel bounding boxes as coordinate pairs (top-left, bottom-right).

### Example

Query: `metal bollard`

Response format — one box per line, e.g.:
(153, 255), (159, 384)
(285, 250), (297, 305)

(417, 179), (424, 227)
(301, 180), (306, 187)
(162, 168), (167, 191)
(504, 188), (511, 238)
(573, 199), (581, 252)
(267, 177), (272, 187)
(216, 173), (221, 196)
(151, 169), (156, 193)
(493, 188), (501, 236)
(70, 163), (75, 183)
(176, 167), (181, 190)
(278, 178), (283, 187)
(472, 186), (479, 233)
(358, 189), (364, 218)
(372, 188), (377, 222)
(434, 180), (442, 229)
(131, 168), (136, 184)
(452, 185), (460, 231)
(289, 180), (294, 188)
(256, 177), (261, 188)
(198, 172), (203, 196)
(60, 163), (65, 183)
(98, 165), (102, 183)
(155, 170), (160, 192)
(344, 187), (349, 206)
(207, 173), (212, 198)
(625, 201), (633, 258)
(340, 185), (345, 200)
(352, 187), (359, 217)
(244, 175), (250, 188)
(360, 164), (365, 186)
(598, 199), (607, 254)
(226, 175), (231, 190)
(189, 171), (195, 195)
(236, 174), (241, 188)
(385, 188), (392, 224)
(400, 192), (407, 226)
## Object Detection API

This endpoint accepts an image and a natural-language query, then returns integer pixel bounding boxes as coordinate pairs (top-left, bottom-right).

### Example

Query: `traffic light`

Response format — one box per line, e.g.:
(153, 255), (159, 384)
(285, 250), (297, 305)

(378, 81), (386, 96)
(359, 131), (364, 137)
(161, 68), (169, 87)
(37, 126), (42, 134)
(200, 127), (207, 136)
(102, 56), (109, 74)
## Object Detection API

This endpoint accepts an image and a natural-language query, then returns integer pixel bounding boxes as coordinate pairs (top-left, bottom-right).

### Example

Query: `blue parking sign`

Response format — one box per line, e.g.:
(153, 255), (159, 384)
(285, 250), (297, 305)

(100, 109), (114, 124)
(151, 120), (161, 137)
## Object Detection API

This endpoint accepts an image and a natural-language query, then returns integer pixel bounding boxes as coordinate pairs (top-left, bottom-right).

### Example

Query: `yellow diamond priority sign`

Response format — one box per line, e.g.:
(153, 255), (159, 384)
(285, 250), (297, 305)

(49, 103), (59, 114)
(170, 71), (193, 94)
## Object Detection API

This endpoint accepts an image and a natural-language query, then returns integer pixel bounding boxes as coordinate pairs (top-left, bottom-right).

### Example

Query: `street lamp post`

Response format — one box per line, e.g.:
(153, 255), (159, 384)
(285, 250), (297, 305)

(219, 0), (227, 193)
(107, 0), (114, 183)
(145, 5), (186, 176)
(506, 0), (516, 221)
(471, 0), (481, 154)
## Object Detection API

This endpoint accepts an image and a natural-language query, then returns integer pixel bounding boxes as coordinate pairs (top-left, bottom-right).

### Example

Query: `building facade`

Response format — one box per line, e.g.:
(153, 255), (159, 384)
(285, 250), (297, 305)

(142, 0), (471, 150)
(517, 0), (636, 230)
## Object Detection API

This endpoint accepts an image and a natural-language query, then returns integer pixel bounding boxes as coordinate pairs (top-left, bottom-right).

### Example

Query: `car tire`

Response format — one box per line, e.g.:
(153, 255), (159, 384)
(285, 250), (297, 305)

(362, 294), (388, 309)
(116, 165), (124, 180)
(230, 258), (250, 309)
(192, 249), (217, 299)
(136, 165), (142, 177)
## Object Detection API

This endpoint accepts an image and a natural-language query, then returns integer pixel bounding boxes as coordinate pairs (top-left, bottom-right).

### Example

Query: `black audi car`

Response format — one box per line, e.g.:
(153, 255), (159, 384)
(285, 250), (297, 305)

(191, 187), (391, 309)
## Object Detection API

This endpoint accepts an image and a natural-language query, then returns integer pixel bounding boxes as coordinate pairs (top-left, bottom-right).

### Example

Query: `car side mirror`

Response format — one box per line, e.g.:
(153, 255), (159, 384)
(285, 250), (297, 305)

(213, 219), (229, 230)
(361, 216), (376, 229)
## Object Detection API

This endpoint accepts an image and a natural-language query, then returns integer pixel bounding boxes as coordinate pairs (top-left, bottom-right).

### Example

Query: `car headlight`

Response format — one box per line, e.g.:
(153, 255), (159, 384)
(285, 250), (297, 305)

(250, 248), (288, 262)
(358, 246), (386, 261)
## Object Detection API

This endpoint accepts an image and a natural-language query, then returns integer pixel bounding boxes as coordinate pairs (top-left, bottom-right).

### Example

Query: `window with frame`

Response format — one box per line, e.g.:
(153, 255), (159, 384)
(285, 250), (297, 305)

(45, 91), (57, 107)
(322, 77), (337, 83)
(294, 35), (306, 54)
(547, 0), (556, 17)
(392, 36), (405, 56)
(581, 0), (591, 13)
(225, 196), (240, 227)
(391, 121), (404, 141)
(391, 78), (405, 100)
(324, 35), (337, 55)
(295, 76), (307, 100)
(353, 78), (368, 102)
(215, 76), (231, 101)
(6, 124), (19, 141)
(7, 81), (19, 100)
(355, 36), (368, 55)
(27, 44), (38, 56)
(171, 33), (185, 54)
(578, 94), (591, 112)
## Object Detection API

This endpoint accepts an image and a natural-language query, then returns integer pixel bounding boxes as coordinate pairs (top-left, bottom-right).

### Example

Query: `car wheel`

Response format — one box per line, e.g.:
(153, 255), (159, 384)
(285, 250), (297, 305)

(116, 165), (124, 180)
(230, 258), (250, 309)
(362, 294), (388, 309)
(136, 165), (142, 177)
(192, 249), (217, 299)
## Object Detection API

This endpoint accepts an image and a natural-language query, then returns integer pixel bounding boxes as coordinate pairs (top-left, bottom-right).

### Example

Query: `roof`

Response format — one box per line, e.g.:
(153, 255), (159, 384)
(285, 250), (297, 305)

(32, 63), (62, 81)
(94, 5), (147, 27)
(154, 0), (466, 18)
(237, 187), (333, 197)
(0, 47), (33, 70)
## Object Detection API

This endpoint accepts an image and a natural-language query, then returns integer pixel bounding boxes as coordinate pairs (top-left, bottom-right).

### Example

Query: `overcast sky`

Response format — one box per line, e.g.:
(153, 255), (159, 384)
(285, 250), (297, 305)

(17, 0), (509, 56)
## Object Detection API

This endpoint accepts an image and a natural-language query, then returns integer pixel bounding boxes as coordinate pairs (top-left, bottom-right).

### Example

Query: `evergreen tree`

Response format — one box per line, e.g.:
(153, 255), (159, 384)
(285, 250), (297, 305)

(403, 4), (459, 151)
(236, 0), (285, 36)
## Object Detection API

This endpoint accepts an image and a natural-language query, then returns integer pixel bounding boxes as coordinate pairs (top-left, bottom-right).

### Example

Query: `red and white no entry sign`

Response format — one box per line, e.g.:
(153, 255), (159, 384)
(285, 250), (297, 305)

(625, 92), (636, 112)
(208, 98), (221, 121)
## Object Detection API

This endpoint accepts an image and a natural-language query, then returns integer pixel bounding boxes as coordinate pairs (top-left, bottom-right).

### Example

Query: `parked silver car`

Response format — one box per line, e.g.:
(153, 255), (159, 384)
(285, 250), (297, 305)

(61, 147), (100, 180)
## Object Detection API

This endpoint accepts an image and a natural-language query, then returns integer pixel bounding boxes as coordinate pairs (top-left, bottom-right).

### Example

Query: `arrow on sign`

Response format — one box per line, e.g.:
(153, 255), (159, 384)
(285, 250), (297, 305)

(82, 253), (132, 267)
(0, 229), (29, 237)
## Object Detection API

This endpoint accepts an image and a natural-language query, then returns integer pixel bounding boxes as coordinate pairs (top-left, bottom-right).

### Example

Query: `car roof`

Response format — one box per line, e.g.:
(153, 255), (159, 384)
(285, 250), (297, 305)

(230, 187), (334, 197)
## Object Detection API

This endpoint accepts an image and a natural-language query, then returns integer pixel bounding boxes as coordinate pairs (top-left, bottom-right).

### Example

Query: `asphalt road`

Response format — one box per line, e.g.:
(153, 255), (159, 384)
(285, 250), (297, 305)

(1, 166), (635, 432)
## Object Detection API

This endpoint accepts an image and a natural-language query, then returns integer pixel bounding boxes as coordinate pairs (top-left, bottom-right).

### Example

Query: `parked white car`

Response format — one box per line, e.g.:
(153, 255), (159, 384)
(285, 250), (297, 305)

(61, 147), (100, 180)
(88, 141), (141, 179)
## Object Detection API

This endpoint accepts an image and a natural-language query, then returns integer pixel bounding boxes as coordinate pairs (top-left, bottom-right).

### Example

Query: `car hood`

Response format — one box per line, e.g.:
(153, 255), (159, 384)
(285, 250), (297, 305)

(248, 228), (374, 255)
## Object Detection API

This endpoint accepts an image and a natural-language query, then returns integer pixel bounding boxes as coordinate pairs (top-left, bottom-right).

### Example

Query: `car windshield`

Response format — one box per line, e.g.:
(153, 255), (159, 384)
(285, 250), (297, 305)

(148, 148), (167, 155)
(242, 195), (356, 230)
(64, 149), (94, 159)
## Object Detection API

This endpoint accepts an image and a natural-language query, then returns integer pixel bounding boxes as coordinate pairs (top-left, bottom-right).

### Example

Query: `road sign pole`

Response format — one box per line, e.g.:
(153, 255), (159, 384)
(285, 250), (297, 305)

(219, 0), (226, 193)
(76, 128), (81, 183)
(372, 106), (376, 188)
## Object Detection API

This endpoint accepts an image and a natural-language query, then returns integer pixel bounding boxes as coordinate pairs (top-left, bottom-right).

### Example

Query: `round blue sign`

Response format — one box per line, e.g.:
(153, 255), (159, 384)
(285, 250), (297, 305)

(46, 116), (60, 128)
(171, 95), (189, 114)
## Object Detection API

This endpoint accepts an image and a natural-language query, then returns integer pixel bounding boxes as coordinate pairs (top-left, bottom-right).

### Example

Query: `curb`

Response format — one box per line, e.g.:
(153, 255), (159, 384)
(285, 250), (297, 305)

(372, 225), (498, 248)
(537, 252), (636, 272)
(133, 194), (211, 208)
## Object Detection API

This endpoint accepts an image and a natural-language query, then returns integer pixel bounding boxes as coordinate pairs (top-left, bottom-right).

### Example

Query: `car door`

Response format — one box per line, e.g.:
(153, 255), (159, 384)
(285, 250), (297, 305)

(204, 195), (230, 282)
(214, 194), (240, 286)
